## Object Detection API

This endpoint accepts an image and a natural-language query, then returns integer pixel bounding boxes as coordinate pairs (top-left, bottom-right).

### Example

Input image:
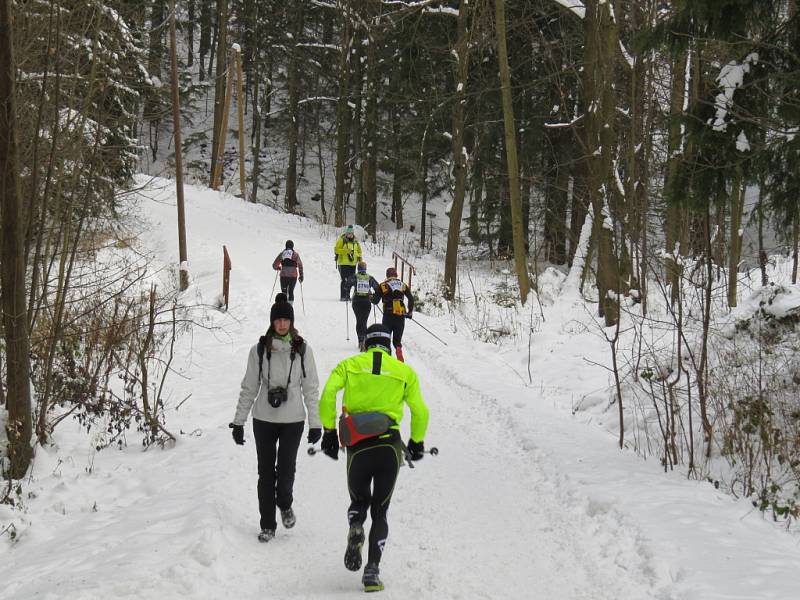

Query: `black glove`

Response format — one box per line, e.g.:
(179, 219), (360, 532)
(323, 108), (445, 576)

(405, 312), (413, 320)
(299, 275), (304, 283)
(348, 252), (354, 262)
(407, 440), (424, 461)
(229, 423), (245, 445)
(307, 427), (322, 444)
(321, 429), (339, 460)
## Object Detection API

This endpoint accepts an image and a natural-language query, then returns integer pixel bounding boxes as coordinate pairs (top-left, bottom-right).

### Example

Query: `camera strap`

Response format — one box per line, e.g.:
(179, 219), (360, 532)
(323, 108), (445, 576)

(265, 349), (295, 390)
(257, 337), (306, 382)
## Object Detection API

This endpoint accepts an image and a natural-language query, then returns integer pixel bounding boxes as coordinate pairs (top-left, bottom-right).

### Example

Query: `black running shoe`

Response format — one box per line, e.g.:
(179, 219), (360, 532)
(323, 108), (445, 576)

(258, 528), (275, 543)
(280, 507), (296, 529)
(344, 525), (364, 571)
(362, 563), (384, 592)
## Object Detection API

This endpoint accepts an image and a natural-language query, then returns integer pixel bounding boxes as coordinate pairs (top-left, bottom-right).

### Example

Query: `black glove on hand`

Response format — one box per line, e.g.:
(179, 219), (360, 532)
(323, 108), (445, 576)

(321, 429), (339, 460)
(405, 312), (413, 320)
(229, 423), (245, 445)
(407, 439), (424, 461)
(307, 427), (322, 444)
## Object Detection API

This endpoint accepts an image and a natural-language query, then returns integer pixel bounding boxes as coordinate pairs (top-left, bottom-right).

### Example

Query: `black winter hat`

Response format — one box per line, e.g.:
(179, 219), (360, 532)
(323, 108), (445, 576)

(364, 324), (392, 354)
(270, 292), (294, 324)
(285, 240), (294, 249)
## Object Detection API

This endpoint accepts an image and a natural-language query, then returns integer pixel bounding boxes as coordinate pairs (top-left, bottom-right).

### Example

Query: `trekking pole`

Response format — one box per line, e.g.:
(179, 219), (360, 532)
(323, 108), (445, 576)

(399, 441), (440, 468)
(269, 270), (279, 300)
(345, 298), (350, 341)
(300, 280), (305, 315)
(374, 305), (447, 346)
(311, 444), (436, 458)
(406, 315), (448, 346)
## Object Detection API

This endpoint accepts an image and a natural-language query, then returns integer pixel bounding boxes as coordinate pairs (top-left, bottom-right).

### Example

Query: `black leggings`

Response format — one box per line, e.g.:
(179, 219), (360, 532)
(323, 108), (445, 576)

(280, 276), (298, 302)
(253, 419), (304, 530)
(339, 265), (356, 300)
(382, 313), (406, 348)
(346, 431), (402, 566)
(352, 300), (372, 342)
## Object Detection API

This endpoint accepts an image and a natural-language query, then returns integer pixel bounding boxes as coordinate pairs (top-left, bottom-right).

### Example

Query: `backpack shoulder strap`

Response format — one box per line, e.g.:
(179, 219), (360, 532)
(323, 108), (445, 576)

(291, 338), (307, 378)
(257, 336), (272, 380)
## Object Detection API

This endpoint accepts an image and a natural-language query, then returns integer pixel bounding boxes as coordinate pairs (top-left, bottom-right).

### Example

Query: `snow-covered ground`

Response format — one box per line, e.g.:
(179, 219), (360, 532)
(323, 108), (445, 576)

(2, 177), (799, 599)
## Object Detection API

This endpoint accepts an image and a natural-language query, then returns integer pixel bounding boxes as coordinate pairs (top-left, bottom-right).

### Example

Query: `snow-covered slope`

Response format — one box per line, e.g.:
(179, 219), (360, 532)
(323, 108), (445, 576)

(2, 177), (799, 599)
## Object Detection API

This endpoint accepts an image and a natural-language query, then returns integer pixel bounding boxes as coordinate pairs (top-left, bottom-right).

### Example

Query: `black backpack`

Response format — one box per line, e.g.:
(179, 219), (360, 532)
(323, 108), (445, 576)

(280, 248), (296, 268)
(257, 335), (307, 380)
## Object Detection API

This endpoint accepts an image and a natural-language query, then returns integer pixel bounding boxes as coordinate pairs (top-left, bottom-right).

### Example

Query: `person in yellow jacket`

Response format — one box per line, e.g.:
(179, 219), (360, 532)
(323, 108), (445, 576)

(319, 323), (429, 592)
(334, 225), (363, 300)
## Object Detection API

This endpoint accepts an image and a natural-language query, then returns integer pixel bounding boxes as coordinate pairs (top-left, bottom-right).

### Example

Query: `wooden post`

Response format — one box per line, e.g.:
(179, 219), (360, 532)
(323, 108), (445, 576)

(235, 47), (246, 198)
(170, 0), (189, 291)
(211, 48), (235, 190)
(223, 245), (232, 310)
(390, 251), (415, 290)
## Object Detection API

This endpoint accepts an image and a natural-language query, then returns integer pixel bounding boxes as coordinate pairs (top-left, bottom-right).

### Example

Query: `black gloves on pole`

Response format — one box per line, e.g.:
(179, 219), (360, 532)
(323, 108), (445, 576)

(321, 429), (339, 460)
(229, 423), (245, 445)
(307, 427), (322, 444)
(407, 439), (424, 460)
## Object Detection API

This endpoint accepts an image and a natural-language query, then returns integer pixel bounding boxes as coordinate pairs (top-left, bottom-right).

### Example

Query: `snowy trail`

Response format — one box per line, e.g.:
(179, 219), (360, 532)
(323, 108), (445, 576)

(3, 178), (799, 600)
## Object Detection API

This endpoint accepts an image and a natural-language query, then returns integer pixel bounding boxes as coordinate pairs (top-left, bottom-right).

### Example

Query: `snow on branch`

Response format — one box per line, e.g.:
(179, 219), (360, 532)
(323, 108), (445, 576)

(553, 0), (586, 19)
(382, 0), (459, 17)
(711, 53), (759, 131)
(544, 114), (584, 128)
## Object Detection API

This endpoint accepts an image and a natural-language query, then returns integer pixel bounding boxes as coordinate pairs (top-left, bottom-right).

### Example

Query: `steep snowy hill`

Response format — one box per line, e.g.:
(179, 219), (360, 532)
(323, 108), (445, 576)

(2, 177), (799, 600)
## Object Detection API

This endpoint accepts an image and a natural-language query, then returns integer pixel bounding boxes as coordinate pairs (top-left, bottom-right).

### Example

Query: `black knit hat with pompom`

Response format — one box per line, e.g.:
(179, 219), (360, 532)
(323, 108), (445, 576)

(270, 292), (294, 324)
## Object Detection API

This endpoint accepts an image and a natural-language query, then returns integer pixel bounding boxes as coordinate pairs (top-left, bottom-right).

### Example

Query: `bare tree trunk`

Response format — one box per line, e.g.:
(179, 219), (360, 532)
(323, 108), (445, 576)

(250, 50), (263, 204)
(361, 1), (379, 239)
(351, 36), (363, 226)
(199, 0), (212, 80)
(468, 136), (483, 243)
(1, 0), (33, 477)
(333, 0), (351, 226)
(390, 102), (403, 229)
(0, 351), (5, 409)
(727, 170), (744, 308)
(419, 142), (429, 249)
(793, 207), (799, 284)
(170, 0), (189, 291)
(697, 203), (714, 453)
(444, 0), (471, 300)
(145, 0), (166, 161)
(210, 0), (228, 185)
(664, 48), (688, 305)
(284, 0), (305, 213)
(757, 187), (767, 287)
(495, 0), (530, 305)
(583, 0), (619, 325)
(187, 0), (195, 68)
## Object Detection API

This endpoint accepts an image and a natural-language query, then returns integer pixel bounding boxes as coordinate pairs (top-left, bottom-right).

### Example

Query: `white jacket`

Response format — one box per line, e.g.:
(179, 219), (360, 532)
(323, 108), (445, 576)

(232, 336), (321, 428)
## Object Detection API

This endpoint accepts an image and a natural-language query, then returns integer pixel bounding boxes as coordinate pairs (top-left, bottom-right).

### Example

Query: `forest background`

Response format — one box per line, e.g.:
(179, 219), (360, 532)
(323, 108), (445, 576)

(2, 0), (800, 524)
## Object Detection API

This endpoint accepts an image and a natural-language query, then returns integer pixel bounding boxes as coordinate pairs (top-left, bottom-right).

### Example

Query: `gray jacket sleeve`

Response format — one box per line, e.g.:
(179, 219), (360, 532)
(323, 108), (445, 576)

(300, 344), (321, 428)
(233, 345), (261, 425)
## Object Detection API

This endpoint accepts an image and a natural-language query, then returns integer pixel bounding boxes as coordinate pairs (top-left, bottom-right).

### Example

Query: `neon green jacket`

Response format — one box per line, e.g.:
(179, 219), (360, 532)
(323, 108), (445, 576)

(320, 347), (429, 443)
(334, 235), (362, 266)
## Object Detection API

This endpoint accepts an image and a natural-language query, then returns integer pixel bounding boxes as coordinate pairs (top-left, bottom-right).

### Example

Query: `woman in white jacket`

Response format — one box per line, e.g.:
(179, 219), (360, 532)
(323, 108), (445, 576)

(229, 293), (321, 542)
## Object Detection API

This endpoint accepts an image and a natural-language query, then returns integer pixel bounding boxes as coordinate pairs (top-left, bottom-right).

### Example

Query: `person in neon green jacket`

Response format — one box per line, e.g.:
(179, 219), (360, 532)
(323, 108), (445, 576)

(319, 324), (429, 592)
(334, 225), (363, 300)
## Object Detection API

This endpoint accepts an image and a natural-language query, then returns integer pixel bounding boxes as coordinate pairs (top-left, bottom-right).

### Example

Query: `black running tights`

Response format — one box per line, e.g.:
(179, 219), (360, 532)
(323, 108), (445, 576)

(346, 433), (401, 565)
